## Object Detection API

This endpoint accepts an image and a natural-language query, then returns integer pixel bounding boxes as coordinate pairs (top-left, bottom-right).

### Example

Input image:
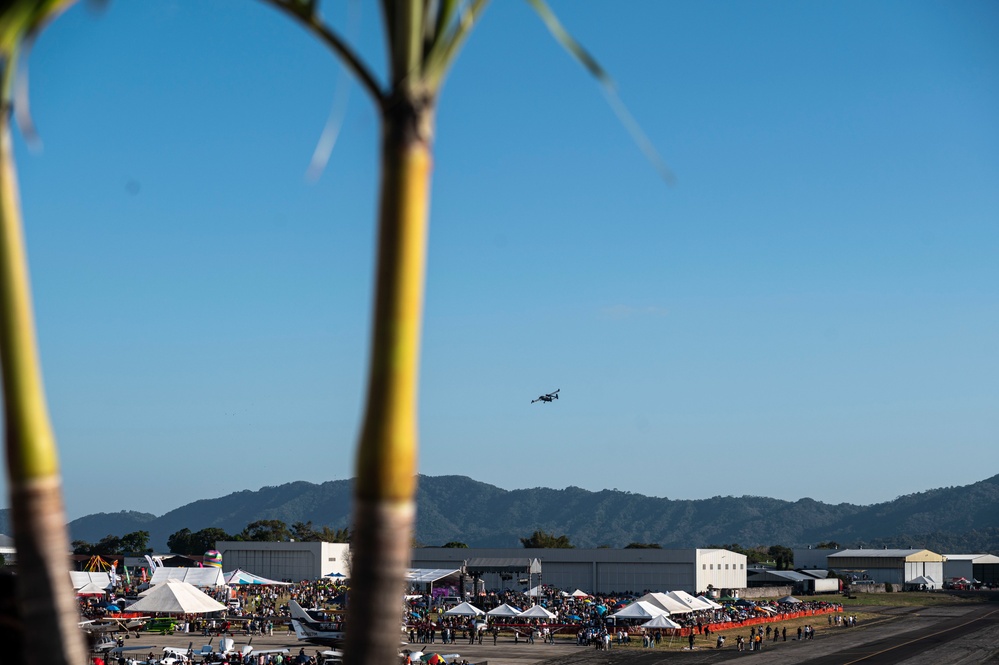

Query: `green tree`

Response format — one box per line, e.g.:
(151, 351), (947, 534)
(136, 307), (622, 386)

(72, 539), (95, 555)
(816, 541), (841, 549)
(625, 543), (662, 549)
(241, 519), (291, 542)
(291, 521), (348, 543)
(119, 530), (151, 553)
(520, 530), (573, 548)
(318, 526), (350, 543)
(442, 541), (467, 548)
(291, 521), (319, 541)
(168, 527), (233, 554)
(768, 545), (794, 570)
(192, 527), (233, 551)
(167, 528), (193, 554)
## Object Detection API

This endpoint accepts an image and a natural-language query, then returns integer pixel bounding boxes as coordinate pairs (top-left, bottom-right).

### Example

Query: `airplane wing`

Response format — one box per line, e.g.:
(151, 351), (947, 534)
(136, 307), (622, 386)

(110, 646), (154, 653)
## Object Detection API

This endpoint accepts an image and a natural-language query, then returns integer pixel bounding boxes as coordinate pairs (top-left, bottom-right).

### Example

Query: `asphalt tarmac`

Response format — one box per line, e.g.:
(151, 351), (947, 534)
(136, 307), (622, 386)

(117, 603), (999, 665)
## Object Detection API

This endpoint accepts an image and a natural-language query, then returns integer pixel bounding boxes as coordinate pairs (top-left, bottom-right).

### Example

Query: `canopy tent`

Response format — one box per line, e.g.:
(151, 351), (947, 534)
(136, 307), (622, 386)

(76, 582), (109, 596)
(125, 580), (227, 614)
(777, 595), (801, 604)
(641, 614), (682, 630)
(517, 605), (556, 620)
(696, 595), (723, 610)
(610, 600), (668, 620)
(485, 603), (522, 618)
(666, 590), (713, 611)
(443, 602), (485, 617)
(569, 589), (590, 597)
(405, 569), (462, 584)
(70, 571), (111, 590)
(906, 575), (940, 589)
(223, 569), (291, 586)
(523, 585), (543, 598)
(150, 567), (226, 587)
(635, 592), (694, 614)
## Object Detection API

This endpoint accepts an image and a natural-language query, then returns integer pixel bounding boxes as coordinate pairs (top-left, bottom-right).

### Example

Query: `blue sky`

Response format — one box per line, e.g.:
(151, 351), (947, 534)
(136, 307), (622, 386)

(3, 0), (997, 520)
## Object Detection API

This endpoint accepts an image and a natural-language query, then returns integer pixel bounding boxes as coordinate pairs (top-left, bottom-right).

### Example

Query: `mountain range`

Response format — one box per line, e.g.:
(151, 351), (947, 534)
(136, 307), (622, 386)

(3, 473), (999, 553)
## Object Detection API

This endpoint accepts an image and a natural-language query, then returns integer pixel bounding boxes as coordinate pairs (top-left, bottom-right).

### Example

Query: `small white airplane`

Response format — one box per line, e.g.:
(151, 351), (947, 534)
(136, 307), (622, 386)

(289, 600), (346, 647)
(319, 648), (344, 664)
(159, 646), (195, 665)
(89, 635), (153, 655)
(200, 637), (289, 665)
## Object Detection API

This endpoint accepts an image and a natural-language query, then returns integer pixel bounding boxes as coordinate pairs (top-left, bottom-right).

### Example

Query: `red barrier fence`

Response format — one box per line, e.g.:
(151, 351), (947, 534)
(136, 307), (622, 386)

(678, 607), (841, 636)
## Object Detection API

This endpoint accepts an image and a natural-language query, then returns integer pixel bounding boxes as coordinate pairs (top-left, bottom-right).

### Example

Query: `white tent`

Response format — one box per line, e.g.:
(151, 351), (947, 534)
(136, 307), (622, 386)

(610, 600), (668, 620)
(696, 595), (723, 610)
(569, 589), (590, 597)
(906, 575), (940, 589)
(76, 582), (108, 595)
(777, 595), (801, 604)
(70, 571), (111, 590)
(443, 602), (485, 617)
(666, 590), (713, 611)
(517, 605), (556, 620)
(223, 569), (291, 586)
(150, 567), (226, 587)
(636, 592), (694, 614)
(485, 603), (522, 617)
(641, 614), (682, 630)
(126, 580), (227, 614)
(523, 585), (543, 597)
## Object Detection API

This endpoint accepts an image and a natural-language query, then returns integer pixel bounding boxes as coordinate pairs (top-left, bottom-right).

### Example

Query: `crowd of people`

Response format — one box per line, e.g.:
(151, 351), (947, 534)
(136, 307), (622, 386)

(80, 573), (855, 661)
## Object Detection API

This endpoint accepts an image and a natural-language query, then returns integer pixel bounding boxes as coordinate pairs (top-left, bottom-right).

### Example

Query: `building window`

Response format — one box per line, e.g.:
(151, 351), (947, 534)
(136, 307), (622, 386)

(710, 564), (714, 570)
(702, 564), (706, 570)
(725, 564), (729, 570)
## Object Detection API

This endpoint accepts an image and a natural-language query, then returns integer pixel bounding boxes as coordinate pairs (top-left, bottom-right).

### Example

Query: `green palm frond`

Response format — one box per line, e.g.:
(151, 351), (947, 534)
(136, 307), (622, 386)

(526, 0), (674, 183)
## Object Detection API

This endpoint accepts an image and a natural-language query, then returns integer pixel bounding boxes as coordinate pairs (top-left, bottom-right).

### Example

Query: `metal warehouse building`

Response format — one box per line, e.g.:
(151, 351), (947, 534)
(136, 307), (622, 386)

(216, 541), (350, 581)
(943, 553), (999, 587)
(827, 549), (945, 589)
(410, 547), (747, 595)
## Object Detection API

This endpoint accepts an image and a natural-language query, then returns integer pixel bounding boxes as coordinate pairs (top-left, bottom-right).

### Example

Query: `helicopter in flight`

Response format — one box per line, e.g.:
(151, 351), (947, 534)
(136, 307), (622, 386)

(532, 389), (560, 404)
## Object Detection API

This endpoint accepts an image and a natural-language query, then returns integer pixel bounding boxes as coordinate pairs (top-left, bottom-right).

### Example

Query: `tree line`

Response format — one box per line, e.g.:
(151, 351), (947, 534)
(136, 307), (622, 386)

(73, 523), (841, 566)
(71, 520), (350, 556)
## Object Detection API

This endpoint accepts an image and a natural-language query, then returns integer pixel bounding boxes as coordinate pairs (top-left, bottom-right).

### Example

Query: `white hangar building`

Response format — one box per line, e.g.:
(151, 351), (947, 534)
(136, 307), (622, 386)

(827, 549), (945, 589)
(410, 547), (747, 595)
(216, 541), (350, 582)
(943, 554), (999, 587)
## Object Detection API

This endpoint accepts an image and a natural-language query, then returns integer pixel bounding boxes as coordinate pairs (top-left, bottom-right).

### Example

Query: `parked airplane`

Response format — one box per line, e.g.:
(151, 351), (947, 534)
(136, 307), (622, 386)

(80, 616), (150, 639)
(288, 600), (346, 647)
(202, 637), (288, 664)
(88, 634), (152, 655)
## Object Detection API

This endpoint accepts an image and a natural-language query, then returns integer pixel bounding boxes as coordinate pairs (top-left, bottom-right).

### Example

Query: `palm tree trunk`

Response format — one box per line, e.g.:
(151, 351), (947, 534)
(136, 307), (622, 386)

(345, 97), (433, 665)
(0, 109), (88, 665)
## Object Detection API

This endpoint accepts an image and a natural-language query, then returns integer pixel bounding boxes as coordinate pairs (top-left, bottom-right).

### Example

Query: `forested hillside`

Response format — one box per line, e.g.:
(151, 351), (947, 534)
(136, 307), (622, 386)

(54, 473), (999, 553)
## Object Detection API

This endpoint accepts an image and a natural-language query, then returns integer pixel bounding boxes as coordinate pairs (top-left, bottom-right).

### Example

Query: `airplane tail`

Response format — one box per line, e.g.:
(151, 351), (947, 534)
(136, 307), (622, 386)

(288, 600), (312, 622)
(290, 619), (310, 641)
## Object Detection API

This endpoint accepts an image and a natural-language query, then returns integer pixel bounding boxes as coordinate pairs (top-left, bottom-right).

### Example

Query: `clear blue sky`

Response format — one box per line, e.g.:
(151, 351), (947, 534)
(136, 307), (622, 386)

(3, 0), (997, 520)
